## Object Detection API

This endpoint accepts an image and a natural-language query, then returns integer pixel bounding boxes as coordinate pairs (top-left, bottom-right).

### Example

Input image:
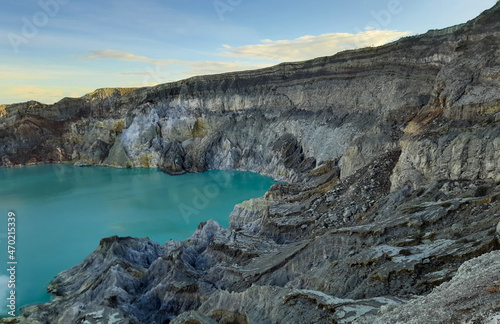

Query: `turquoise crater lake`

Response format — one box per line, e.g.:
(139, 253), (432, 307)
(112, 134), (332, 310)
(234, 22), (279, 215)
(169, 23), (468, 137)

(0, 164), (275, 316)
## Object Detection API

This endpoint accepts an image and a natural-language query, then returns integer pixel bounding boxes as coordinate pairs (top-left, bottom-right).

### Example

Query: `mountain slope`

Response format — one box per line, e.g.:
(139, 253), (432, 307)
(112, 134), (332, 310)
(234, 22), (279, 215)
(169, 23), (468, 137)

(1, 3), (500, 323)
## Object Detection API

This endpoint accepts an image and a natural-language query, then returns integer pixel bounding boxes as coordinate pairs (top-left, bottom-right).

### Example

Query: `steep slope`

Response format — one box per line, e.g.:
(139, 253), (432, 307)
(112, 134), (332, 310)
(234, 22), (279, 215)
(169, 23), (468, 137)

(0, 17), (459, 180)
(2, 3), (500, 324)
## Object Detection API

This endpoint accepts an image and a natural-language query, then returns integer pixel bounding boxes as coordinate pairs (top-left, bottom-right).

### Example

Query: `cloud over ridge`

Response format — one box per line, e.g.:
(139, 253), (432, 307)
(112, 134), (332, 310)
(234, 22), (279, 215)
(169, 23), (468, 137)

(220, 30), (411, 62)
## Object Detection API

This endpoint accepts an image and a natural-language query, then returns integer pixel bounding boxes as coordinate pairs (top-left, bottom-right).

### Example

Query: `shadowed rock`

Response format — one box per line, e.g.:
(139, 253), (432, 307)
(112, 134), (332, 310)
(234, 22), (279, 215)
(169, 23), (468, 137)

(2, 3), (500, 323)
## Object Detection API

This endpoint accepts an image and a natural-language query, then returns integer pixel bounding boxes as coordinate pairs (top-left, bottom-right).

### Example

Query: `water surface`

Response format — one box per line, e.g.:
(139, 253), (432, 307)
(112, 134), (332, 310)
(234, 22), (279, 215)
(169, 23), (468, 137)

(0, 164), (274, 316)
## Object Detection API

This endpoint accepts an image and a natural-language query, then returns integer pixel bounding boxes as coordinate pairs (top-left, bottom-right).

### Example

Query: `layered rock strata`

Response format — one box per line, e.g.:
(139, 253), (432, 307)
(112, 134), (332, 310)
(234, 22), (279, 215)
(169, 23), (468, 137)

(2, 3), (500, 323)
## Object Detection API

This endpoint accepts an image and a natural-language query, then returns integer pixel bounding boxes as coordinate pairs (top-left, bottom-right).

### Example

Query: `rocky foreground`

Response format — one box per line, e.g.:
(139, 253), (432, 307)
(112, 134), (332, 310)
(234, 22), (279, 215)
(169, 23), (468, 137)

(2, 3), (500, 324)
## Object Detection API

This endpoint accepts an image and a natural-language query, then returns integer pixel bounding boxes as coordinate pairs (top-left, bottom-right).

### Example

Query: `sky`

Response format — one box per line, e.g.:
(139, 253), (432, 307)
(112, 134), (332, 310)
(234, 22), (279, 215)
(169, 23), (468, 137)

(0, 0), (497, 105)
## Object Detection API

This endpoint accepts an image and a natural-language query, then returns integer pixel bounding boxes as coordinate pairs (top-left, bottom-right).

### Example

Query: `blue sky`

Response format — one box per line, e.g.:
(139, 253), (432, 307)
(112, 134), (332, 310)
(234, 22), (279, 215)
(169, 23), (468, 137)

(0, 0), (497, 104)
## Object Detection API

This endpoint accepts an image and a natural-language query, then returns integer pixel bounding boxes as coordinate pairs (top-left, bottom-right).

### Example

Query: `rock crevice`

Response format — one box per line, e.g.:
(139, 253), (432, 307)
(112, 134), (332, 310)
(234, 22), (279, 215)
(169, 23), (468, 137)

(2, 3), (500, 323)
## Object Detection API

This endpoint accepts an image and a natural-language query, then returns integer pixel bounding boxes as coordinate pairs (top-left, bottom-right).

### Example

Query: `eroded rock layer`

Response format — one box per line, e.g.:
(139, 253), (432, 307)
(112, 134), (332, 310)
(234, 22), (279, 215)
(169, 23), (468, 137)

(2, 3), (500, 324)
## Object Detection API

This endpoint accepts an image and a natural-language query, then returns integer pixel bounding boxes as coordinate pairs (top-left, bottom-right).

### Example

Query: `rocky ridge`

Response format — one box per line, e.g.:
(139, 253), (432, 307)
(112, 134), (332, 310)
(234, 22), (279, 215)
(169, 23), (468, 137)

(1, 3), (500, 323)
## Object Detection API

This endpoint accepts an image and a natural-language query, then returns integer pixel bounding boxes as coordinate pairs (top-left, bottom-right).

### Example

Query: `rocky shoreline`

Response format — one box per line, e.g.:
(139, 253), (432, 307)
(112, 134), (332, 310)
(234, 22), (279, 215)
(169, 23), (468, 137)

(1, 3), (500, 323)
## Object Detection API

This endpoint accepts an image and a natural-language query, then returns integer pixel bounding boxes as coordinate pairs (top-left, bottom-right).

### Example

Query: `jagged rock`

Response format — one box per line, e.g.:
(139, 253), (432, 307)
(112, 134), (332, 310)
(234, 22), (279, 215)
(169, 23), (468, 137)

(2, 3), (500, 324)
(359, 251), (500, 324)
(172, 286), (405, 324)
(497, 220), (500, 241)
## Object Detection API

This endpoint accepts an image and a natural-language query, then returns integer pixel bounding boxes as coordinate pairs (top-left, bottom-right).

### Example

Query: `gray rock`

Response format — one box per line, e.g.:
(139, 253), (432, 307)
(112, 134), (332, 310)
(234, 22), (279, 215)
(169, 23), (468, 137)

(3, 3), (500, 324)
(360, 251), (500, 324)
(172, 285), (405, 324)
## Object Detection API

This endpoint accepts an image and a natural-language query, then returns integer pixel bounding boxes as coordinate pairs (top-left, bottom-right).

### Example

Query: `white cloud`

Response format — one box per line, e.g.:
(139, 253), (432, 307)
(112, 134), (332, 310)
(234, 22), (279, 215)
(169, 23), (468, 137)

(75, 49), (160, 64)
(3, 29), (411, 105)
(1, 51), (272, 105)
(220, 30), (411, 62)
(177, 60), (271, 76)
(79, 50), (272, 79)
(0, 85), (94, 105)
(0, 64), (99, 81)
(77, 29), (411, 82)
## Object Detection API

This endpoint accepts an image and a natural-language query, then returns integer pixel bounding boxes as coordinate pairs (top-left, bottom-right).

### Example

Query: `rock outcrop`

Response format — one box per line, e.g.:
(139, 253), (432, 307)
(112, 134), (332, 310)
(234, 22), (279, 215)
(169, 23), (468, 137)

(360, 251), (500, 324)
(2, 3), (500, 324)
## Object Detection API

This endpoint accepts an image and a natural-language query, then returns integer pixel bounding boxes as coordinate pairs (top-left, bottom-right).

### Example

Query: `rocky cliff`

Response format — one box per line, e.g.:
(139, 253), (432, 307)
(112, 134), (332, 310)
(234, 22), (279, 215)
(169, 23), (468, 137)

(2, 3), (500, 324)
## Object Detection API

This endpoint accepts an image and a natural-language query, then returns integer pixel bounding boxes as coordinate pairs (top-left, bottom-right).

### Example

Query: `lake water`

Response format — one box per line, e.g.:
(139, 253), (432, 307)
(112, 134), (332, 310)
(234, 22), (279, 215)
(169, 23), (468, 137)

(0, 164), (275, 316)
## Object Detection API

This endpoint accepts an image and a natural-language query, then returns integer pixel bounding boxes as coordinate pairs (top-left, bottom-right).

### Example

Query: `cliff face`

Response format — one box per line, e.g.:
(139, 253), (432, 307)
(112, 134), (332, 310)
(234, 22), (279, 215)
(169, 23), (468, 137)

(3, 10), (500, 186)
(0, 22), (462, 181)
(2, 3), (500, 324)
